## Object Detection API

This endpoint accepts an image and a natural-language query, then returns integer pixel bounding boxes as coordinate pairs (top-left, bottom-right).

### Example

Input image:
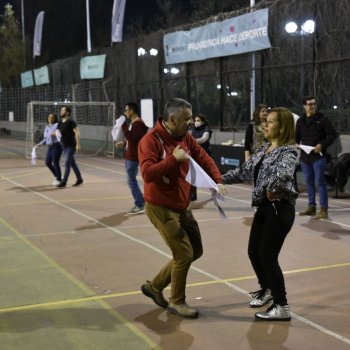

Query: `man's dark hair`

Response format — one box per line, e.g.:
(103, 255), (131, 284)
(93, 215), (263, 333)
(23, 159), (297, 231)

(302, 96), (316, 105)
(61, 106), (71, 116)
(125, 102), (139, 114)
(163, 98), (192, 121)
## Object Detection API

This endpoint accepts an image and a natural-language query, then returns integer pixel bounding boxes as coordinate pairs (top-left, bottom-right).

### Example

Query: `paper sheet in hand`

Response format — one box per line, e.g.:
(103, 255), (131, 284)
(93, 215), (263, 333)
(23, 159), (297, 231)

(31, 147), (37, 165)
(299, 144), (323, 156)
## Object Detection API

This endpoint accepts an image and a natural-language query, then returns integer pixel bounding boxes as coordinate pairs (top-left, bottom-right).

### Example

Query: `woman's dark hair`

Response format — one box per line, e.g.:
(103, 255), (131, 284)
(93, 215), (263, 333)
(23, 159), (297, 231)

(49, 113), (58, 123)
(195, 114), (207, 124)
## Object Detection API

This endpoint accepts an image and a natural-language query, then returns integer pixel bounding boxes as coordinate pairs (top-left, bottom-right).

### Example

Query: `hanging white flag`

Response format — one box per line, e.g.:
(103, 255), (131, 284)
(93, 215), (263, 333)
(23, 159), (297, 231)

(33, 11), (45, 58)
(111, 0), (126, 43)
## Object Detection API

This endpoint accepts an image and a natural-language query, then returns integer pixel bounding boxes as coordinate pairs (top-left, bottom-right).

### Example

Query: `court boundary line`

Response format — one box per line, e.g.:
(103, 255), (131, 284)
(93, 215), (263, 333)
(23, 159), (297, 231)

(1, 173), (350, 346)
(0, 218), (159, 349)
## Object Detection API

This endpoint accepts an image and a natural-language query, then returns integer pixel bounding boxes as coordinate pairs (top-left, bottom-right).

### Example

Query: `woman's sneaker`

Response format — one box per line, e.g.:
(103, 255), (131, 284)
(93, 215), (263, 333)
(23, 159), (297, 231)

(249, 288), (273, 308)
(255, 303), (291, 321)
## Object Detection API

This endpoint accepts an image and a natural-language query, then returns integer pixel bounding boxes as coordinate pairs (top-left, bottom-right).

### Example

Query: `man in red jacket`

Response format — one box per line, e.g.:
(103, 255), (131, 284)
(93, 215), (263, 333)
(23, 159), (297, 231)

(116, 102), (148, 214)
(138, 98), (226, 318)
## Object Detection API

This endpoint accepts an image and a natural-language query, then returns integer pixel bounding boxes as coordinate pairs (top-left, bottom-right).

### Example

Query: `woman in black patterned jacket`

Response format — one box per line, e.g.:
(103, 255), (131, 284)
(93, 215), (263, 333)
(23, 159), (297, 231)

(222, 107), (298, 321)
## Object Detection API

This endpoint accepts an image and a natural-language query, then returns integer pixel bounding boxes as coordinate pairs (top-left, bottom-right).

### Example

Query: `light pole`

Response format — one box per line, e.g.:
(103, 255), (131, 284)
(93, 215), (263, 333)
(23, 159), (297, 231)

(21, 0), (25, 41)
(86, 0), (92, 52)
(250, 0), (255, 119)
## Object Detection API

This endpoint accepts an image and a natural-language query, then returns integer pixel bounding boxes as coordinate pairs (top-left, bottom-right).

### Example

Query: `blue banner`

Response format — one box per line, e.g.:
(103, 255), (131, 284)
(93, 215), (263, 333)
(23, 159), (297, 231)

(21, 70), (34, 88)
(33, 66), (50, 85)
(164, 9), (271, 64)
(80, 54), (107, 79)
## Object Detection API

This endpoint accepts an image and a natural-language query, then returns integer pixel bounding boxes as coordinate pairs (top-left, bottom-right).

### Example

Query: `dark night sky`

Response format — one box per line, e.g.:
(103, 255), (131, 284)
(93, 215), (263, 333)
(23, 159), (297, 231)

(0, 0), (160, 62)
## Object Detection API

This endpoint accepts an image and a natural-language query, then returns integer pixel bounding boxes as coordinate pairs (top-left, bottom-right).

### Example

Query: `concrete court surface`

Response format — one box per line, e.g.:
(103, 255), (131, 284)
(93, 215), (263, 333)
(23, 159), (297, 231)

(0, 146), (349, 349)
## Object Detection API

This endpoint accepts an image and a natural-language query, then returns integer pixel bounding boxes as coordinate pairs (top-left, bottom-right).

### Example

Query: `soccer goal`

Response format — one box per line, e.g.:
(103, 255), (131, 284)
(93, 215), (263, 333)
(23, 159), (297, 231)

(25, 101), (116, 159)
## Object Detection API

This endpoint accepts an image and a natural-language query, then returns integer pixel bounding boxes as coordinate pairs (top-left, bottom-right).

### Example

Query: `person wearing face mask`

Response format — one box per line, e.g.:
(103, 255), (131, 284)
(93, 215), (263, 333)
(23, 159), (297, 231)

(138, 98), (226, 319)
(191, 114), (213, 156)
(190, 114), (213, 201)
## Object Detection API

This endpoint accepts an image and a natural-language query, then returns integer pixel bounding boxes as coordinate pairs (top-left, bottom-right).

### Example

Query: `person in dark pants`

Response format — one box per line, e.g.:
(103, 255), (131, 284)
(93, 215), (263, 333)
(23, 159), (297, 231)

(190, 113), (213, 201)
(56, 106), (83, 188)
(35, 113), (63, 185)
(222, 107), (298, 321)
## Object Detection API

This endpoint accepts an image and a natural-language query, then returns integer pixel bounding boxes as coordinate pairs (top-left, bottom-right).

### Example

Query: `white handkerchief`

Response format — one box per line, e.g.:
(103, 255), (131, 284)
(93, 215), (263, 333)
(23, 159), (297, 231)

(186, 157), (218, 191)
(186, 157), (227, 219)
(31, 147), (37, 165)
(111, 116), (125, 142)
(55, 129), (62, 142)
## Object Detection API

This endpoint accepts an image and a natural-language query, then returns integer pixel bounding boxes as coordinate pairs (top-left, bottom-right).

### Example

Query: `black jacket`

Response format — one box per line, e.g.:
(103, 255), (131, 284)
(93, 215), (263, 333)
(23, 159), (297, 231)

(295, 112), (336, 164)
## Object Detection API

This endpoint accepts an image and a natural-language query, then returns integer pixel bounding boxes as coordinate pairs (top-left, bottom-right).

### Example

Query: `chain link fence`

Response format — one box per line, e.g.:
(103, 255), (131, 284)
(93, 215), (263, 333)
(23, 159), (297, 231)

(0, 0), (349, 154)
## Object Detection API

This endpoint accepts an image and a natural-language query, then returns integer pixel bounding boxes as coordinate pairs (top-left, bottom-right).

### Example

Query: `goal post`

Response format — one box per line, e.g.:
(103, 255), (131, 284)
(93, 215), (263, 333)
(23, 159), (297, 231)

(25, 101), (116, 159)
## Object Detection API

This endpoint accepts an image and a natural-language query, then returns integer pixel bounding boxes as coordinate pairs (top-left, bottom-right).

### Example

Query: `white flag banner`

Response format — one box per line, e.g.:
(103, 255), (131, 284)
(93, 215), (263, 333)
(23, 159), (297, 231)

(111, 0), (126, 43)
(33, 11), (45, 58)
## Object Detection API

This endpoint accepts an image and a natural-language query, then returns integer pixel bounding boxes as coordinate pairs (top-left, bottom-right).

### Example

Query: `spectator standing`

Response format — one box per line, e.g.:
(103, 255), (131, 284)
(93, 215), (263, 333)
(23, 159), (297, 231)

(116, 102), (148, 214)
(244, 104), (268, 161)
(190, 114), (213, 201)
(295, 96), (337, 219)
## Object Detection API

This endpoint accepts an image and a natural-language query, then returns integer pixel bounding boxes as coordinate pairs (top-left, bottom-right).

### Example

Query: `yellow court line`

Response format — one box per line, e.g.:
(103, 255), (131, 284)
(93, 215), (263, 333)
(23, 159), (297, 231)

(0, 261), (349, 314)
(0, 217), (159, 349)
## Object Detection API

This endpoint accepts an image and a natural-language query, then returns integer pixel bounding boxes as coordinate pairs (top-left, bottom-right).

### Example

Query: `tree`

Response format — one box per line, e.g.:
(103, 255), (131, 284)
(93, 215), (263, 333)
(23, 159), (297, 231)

(0, 3), (25, 87)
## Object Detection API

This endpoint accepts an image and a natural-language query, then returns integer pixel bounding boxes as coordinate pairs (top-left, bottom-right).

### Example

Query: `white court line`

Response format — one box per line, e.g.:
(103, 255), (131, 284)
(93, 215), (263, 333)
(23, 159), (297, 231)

(1, 174), (350, 346)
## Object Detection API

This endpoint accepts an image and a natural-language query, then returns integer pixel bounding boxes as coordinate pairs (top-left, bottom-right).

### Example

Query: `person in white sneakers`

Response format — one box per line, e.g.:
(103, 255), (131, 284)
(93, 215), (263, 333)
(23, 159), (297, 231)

(223, 107), (298, 321)
(34, 113), (63, 186)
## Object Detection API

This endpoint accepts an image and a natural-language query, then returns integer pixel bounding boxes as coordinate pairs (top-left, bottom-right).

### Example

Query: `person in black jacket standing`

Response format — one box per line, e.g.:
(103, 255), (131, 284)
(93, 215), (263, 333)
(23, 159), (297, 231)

(295, 96), (337, 219)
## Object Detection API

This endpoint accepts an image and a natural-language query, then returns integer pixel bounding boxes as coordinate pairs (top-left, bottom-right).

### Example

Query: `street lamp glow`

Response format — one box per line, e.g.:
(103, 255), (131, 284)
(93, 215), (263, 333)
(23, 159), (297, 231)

(170, 67), (179, 74)
(149, 48), (158, 56)
(301, 20), (315, 34)
(216, 84), (222, 89)
(137, 47), (147, 56)
(285, 22), (298, 34)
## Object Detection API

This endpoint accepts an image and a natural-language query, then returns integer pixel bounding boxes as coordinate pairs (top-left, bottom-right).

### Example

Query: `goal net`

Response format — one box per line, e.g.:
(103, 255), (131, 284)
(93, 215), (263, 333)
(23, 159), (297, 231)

(25, 101), (116, 159)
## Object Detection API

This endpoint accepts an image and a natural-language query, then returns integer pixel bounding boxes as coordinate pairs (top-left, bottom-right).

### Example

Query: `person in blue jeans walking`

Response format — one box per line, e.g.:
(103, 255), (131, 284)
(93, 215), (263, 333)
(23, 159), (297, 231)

(56, 106), (83, 188)
(295, 96), (336, 219)
(116, 102), (148, 214)
(35, 113), (63, 185)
